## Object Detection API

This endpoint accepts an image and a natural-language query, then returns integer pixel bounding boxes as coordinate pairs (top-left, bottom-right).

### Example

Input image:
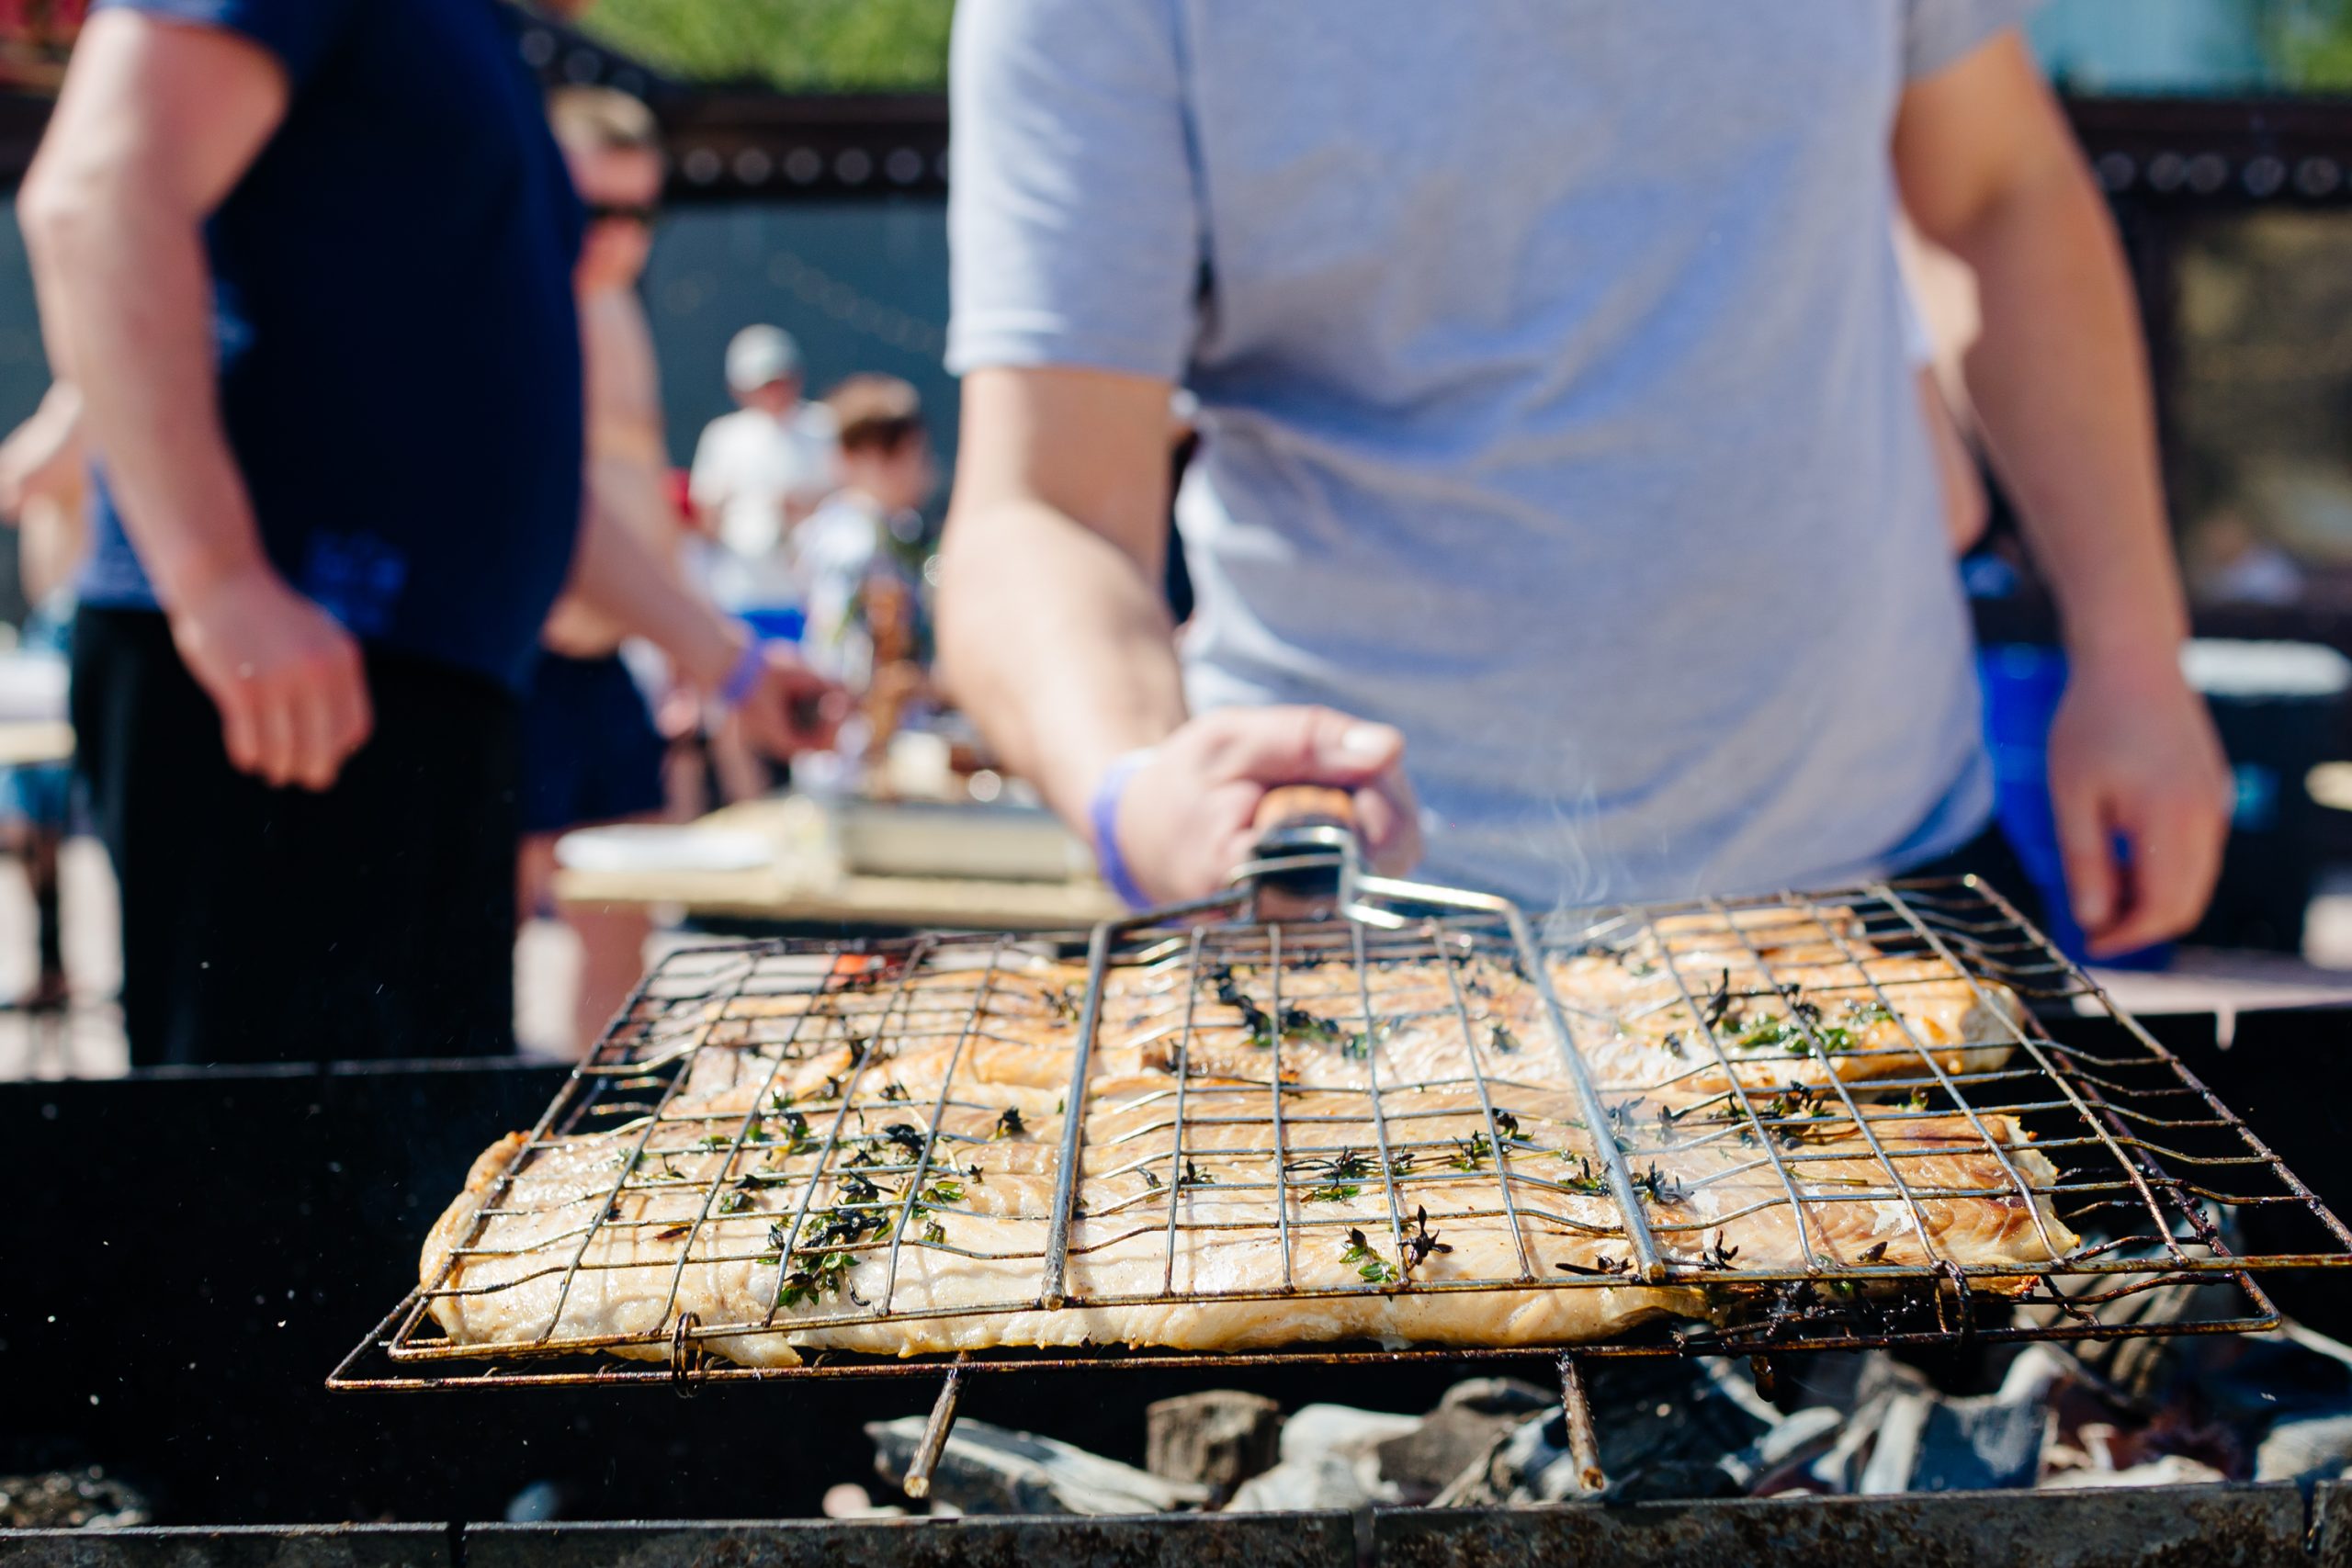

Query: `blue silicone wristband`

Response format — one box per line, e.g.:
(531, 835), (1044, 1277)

(718, 635), (767, 711)
(1088, 750), (1156, 910)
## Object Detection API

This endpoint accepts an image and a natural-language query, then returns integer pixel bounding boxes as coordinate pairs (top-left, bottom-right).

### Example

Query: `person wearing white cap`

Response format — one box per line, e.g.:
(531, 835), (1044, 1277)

(687, 323), (840, 615)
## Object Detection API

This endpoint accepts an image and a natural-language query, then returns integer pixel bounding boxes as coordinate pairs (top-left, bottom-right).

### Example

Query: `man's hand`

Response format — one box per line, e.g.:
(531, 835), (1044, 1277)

(0, 382), (82, 522)
(2045, 651), (2232, 957)
(1111, 706), (1421, 906)
(729, 643), (849, 760)
(169, 563), (371, 791)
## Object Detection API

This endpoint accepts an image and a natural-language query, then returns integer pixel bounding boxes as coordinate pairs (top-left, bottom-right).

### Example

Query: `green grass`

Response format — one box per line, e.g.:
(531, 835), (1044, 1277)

(578, 0), (954, 91)
(2270, 0), (2352, 89)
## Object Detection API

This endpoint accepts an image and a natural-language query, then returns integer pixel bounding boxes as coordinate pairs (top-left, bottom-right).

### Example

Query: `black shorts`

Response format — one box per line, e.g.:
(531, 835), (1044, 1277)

(517, 650), (668, 837)
(73, 606), (521, 1067)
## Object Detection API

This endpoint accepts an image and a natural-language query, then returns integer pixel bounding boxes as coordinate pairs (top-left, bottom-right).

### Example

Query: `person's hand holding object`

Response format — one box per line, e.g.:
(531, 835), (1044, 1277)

(1097, 705), (1422, 907)
(2044, 647), (2233, 957)
(170, 560), (372, 792)
(722, 638), (850, 759)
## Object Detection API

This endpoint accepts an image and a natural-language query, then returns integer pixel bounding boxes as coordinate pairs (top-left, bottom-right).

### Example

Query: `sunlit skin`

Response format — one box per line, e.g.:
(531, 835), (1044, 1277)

(570, 143), (662, 294)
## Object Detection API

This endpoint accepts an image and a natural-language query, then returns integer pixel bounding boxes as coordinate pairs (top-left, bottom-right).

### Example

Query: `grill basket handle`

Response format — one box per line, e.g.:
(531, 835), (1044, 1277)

(1244, 784), (1361, 911)
(1252, 784), (1358, 837)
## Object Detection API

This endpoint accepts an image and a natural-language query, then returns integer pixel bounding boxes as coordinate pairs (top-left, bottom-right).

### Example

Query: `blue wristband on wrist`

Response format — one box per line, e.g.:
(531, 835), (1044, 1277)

(1089, 749), (1157, 910)
(718, 635), (766, 711)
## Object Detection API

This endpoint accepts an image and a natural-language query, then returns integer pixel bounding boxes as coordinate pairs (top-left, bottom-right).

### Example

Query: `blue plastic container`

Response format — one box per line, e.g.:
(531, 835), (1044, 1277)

(740, 605), (808, 645)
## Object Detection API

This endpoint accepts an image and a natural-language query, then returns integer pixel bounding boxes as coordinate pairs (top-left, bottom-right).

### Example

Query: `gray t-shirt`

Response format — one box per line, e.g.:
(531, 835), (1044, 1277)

(949, 0), (2034, 909)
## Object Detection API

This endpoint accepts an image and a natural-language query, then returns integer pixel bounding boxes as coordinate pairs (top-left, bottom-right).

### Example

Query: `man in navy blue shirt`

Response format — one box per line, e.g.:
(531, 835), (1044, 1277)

(20, 0), (839, 1065)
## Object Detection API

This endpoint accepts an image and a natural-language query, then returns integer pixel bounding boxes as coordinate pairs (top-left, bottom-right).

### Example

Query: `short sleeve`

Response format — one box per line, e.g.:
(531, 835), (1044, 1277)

(945, 0), (1203, 381)
(687, 421), (729, 507)
(1904, 0), (2043, 81)
(93, 0), (360, 85)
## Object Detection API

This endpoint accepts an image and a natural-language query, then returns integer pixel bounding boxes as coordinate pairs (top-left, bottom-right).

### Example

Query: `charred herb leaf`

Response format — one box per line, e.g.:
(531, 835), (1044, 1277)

(1293, 1146), (1376, 1202)
(1634, 1162), (1688, 1205)
(1450, 1132), (1498, 1172)
(774, 1248), (859, 1308)
(1341, 1226), (1399, 1284)
(1401, 1205), (1453, 1272)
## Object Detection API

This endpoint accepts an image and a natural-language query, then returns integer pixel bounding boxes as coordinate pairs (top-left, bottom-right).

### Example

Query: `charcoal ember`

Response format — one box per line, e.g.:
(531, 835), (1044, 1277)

(1146, 1390), (1283, 1502)
(0, 1467), (151, 1529)
(2255, 1412), (2352, 1484)
(1375, 1379), (1551, 1504)
(2041, 1454), (2228, 1489)
(1223, 1403), (1419, 1513)
(1441, 1359), (1776, 1506)
(865, 1416), (1209, 1516)
(1846, 1346), (2067, 1495)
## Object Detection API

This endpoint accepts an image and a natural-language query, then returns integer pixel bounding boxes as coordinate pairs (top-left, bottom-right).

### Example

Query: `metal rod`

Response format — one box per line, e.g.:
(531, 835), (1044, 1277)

(1511, 904), (1668, 1281)
(902, 1359), (967, 1501)
(1878, 884), (2199, 1264)
(762, 943), (933, 1326)
(881, 940), (1009, 1313)
(1557, 1351), (1607, 1494)
(1266, 922), (1297, 1290)
(1791, 891), (2065, 1262)
(1040, 920), (1113, 1308)
(1714, 897), (1946, 1268)
(353, 882), (2352, 1393)
(1429, 926), (1539, 1281)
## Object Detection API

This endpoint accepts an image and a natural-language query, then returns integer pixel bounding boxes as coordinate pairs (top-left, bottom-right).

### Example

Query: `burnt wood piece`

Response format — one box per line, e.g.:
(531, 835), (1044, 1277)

(1145, 1392), (1284, 1502)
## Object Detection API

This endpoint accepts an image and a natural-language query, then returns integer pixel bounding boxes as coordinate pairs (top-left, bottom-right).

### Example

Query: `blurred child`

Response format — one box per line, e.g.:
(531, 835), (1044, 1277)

(793, 376), (936, 776)
(797, 376), (934, 689)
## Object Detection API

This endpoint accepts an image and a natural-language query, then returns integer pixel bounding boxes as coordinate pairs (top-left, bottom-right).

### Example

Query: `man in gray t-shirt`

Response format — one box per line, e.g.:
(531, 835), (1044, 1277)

(936, 2), (2230, 955)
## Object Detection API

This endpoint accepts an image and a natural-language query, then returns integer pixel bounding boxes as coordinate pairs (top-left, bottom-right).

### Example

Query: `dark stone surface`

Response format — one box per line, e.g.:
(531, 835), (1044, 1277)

(0, 1524), (450, 1568)
(1376, 1483), (2311, 1568)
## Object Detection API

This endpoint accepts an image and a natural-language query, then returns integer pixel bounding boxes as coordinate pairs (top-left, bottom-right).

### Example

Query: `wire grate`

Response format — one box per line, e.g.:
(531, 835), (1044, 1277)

(334, 877), (2352, 1391)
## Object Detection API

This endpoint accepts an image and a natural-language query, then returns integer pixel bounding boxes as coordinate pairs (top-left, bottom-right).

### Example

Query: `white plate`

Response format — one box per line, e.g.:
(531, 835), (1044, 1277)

(554, 824), (775, 874)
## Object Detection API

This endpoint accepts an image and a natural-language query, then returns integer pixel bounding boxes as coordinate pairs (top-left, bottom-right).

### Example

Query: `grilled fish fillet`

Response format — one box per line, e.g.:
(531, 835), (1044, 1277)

(422, 930), (2073, 1368)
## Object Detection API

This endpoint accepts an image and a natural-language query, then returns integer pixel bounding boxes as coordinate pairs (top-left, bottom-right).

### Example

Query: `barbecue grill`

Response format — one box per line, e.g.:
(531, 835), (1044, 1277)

(332, 834), (2352, 1499)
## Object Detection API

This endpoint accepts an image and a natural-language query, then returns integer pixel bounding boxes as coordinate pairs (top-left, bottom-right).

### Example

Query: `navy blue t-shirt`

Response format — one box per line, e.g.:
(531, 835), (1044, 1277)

(80, 0), (585, 693)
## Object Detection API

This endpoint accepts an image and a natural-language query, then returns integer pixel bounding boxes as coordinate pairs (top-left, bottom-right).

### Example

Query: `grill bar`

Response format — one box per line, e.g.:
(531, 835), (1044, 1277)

(339, 876), (2352, 1395)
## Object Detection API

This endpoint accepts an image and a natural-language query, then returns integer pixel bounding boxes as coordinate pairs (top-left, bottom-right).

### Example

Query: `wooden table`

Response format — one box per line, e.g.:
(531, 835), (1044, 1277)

(0, 720), (73, 768)
(550, 795), (1124, 932)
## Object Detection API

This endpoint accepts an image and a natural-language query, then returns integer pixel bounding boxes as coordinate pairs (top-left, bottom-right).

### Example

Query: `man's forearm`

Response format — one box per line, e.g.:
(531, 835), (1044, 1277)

(934, 496), (1188, 827)
(1952, 163), (2186, 664)
(564, 494), (741, 688)
(22, 168), (266, 606)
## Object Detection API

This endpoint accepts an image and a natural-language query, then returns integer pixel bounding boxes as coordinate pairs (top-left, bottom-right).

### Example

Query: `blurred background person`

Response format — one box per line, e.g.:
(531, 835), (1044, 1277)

(688, 322), (837, 621)
(517, 85), (688, 1060)
(688, 323), (841, 804)
(795, 375), (936, 779)
(0, 380), (85, 1012)
(797, 374), (933, 688)
(20, 1), (839, 1066)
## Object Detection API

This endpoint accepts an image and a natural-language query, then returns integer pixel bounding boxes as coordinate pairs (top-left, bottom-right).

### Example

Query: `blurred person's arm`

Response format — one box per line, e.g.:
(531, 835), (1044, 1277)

(686, 421), (729, 537)
(0, 381), (85, 521)
(18, 9), (368, 792)
(1918, 368), (1988, 555)
(937, 367), (1419, 905)
(543, 288), (684, 653)
(563, 495), (844, 759)
(1897, 30), (2232, 955)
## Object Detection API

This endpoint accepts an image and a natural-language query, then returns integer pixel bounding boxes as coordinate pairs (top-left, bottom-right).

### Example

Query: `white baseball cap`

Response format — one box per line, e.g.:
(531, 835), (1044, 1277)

(725, 324), (801, 392)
